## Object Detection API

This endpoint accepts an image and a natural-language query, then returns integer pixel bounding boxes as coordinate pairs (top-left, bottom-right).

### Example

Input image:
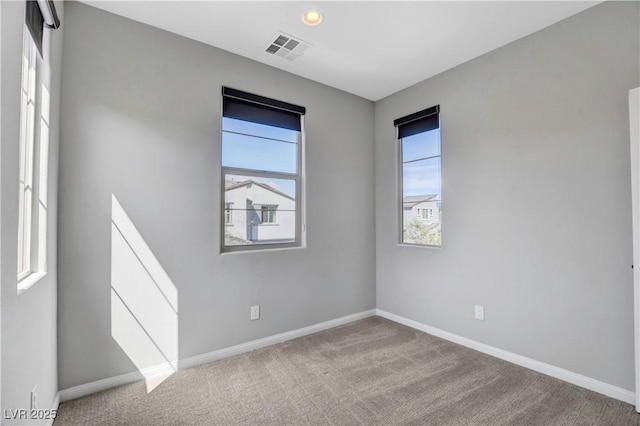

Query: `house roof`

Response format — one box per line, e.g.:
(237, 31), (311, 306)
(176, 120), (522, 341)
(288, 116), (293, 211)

(403, 195), (437, 208)
(225, 180), (294, 201)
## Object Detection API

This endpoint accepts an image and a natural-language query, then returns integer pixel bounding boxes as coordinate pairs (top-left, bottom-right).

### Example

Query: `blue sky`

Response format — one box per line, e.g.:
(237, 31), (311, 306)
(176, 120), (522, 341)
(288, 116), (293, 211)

(401, 129), (441, 199)
(222, 118), (298, 198)
(223, 117), (442, 200)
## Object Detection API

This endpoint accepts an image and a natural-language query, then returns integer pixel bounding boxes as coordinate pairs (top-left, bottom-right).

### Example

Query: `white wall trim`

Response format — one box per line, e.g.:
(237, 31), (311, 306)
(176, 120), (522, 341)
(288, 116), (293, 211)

(629, 86), (640, 412)
(59, 309), (376, 402)
(59, 369), (145, 403)
(376, 309), (635, 405)
(178, 309), (375, 370)
(48, 392), (60, 426)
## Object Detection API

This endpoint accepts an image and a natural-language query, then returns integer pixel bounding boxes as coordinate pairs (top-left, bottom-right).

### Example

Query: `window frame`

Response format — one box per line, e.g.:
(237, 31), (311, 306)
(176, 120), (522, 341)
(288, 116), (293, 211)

(17, 28), (38, 281)
(220, 89), (305, 253)
(17, 25), (48, 290)
(396, 106), (442, 248)
(260, 205), (278, 224)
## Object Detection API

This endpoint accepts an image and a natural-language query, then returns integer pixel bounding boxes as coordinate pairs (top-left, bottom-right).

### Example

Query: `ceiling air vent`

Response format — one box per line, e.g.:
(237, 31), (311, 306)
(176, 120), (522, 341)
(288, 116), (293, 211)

(265, 32), (311, 62)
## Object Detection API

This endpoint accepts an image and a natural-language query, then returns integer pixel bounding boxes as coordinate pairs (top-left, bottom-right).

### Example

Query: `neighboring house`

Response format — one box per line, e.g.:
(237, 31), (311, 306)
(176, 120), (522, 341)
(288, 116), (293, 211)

(224, 180), (296, 245)
(403, 194), (441, 232)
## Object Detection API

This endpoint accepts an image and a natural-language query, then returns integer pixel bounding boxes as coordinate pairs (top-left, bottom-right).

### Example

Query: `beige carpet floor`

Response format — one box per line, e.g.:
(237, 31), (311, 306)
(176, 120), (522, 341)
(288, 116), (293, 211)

(55, 316), (639, 425)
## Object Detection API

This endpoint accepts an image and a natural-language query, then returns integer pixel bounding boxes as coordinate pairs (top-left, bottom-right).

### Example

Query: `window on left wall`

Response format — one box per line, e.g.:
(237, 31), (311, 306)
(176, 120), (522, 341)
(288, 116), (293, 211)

(17, 25), (48, 289)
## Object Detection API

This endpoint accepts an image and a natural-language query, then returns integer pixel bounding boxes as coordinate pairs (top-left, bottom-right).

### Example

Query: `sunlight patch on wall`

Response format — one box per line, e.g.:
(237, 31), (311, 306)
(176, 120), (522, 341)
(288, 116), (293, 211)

(111, 195), (178, 392)
(37, 84), (50, 270)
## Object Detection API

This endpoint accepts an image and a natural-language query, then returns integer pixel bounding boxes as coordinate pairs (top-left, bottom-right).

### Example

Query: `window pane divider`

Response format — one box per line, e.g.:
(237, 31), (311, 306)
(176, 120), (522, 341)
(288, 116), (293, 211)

(402, 154), (441, 165)
(222, 166), (298, 180)
(225, 208), (297, 212)
(222, 130), (298, 145)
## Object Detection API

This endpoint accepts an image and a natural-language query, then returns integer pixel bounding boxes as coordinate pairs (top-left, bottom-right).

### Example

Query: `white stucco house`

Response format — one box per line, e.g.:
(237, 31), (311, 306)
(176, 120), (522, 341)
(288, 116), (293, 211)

(403, 194), (441, 232)
(224, 180), (296, 245)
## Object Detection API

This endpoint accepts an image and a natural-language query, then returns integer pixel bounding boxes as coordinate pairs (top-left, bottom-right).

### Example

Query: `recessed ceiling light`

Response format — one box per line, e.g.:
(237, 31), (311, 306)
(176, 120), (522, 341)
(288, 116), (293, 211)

(302, 10), (323, 26)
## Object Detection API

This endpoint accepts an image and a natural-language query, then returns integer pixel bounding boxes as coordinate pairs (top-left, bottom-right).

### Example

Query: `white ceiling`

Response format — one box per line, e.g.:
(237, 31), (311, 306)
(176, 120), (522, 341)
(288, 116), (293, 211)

(80, 1), (603, 101)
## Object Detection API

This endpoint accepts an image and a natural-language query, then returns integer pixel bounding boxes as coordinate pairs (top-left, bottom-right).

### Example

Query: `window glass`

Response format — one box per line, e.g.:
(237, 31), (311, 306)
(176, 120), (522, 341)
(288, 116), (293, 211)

(222, 118), (298, 174)
(223, 174), (296, 247)
(220, 90), (303, 252)
(17, 27), (38, 280)
(398, 116), (441, 246)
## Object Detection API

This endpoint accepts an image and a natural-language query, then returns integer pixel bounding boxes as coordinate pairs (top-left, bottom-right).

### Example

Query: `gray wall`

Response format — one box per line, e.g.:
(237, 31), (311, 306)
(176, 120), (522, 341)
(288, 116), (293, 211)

(58, 2), (375, 390)
(375, 1), (639, 391)
(58, 0), (640, 396)
(1, 1), (64, 422)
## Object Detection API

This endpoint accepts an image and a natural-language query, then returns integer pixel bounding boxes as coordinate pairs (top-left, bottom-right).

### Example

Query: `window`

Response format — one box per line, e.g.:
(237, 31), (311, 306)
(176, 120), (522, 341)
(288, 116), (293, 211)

(395, 105), (442, 246)
(17, 24), (48, 286)
(261, 205), (278, 224)
(221, 87), (305, 251)
(225, 203), (233, 225)
(17, 28), (38, 280)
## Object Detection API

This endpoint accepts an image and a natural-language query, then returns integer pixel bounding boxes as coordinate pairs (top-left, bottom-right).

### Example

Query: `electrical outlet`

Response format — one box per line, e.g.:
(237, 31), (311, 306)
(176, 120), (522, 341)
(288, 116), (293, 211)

(31, 385), (38, 411)
(474, 305), (485, 321)
(250, 305), (260, 321)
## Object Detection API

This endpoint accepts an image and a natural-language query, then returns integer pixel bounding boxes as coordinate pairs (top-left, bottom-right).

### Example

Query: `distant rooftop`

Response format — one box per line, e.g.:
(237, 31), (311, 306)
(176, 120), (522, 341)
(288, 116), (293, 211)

(403, 195), (437, 208)
(225, 179), (294, 201)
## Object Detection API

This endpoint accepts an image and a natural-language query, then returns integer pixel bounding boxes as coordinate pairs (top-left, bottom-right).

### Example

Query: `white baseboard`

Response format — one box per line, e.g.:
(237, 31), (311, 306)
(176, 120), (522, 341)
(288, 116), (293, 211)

(179, 309), (376, 369)
(376, 309), (635, 405)
(60, 309), (376, 402)
(44, 392), (60, 426)
(59, 369), (146, 402)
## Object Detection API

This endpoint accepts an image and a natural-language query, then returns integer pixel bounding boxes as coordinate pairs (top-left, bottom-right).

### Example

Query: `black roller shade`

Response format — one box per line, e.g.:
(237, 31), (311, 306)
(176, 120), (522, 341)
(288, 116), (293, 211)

(394, 105), (440, 139)
(222, 87), (305, 132)
(26, 0), (44, 56)
(26, 0), (61, 57)
(40, 0), (61, 29)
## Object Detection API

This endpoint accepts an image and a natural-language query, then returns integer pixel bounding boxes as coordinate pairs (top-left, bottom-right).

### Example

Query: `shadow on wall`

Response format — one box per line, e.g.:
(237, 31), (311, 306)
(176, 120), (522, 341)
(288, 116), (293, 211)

(110, 195), (178, 392)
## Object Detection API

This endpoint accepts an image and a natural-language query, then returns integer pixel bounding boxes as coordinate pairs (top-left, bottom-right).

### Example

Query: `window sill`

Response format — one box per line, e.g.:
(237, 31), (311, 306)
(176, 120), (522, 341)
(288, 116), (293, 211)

(258, 223), (279, 226)
(397, 243), (442, 250)
(221, 244), (304, 255)
(17, 271), (47, 295)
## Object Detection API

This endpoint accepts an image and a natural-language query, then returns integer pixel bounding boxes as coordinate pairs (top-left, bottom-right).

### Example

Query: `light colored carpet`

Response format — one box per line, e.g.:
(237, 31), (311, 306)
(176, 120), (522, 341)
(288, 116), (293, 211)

(55, 317), (639, 425)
